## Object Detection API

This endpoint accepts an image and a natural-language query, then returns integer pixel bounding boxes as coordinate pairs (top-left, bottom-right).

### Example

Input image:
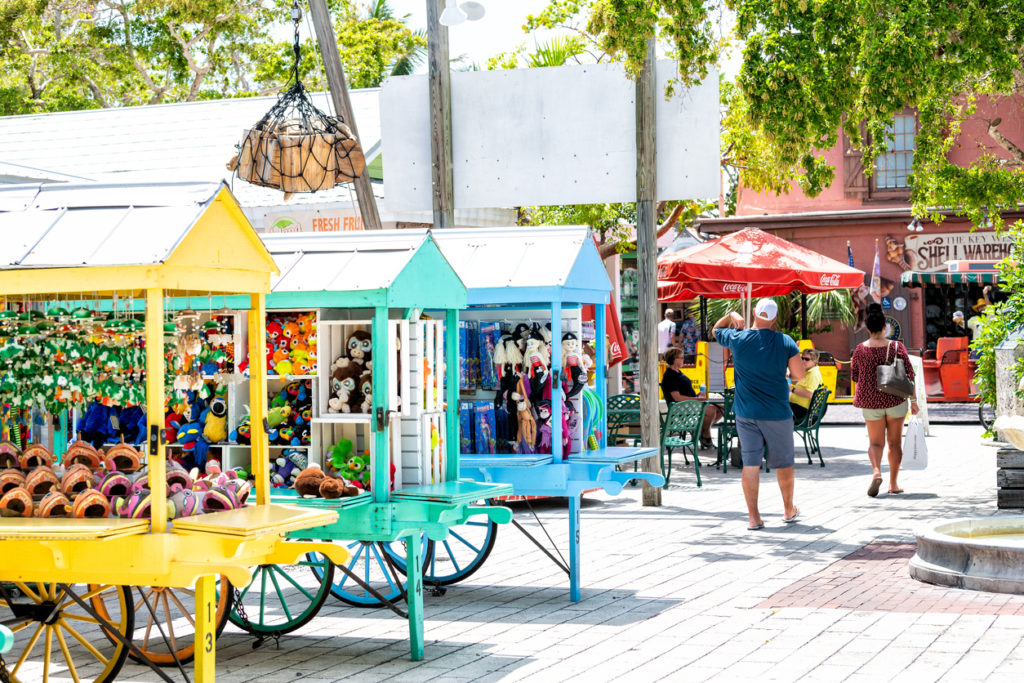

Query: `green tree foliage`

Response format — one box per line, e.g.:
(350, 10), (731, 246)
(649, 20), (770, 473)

(0, 0), (423, 115)
(701, 290), (855, 341)
(729, 0), (1024, 228)
(972, 225), (1024, 407)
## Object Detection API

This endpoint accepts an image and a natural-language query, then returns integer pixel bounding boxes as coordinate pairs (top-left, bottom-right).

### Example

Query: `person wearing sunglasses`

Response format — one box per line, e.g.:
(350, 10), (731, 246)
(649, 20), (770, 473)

(789, 349), (823, 423)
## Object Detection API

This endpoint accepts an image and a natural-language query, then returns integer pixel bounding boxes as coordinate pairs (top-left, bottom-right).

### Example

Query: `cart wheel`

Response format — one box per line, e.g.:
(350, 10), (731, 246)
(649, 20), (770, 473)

(423, 509), (499, 586)
(228, 559), (333, 636)
(121, 578), (232, 667)
(308, 537), (432, 608)
(979, 399), (997, 431)
(1, 582), (132, 683)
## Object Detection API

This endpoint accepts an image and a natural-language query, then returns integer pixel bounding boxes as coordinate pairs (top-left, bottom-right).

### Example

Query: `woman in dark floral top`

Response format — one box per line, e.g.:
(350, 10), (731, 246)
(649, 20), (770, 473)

(851, 304), (919, 497)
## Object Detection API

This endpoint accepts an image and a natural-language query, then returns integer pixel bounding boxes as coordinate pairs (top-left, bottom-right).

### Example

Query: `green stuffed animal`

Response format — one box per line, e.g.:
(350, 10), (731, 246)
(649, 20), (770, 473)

(328, 439), (370, 489)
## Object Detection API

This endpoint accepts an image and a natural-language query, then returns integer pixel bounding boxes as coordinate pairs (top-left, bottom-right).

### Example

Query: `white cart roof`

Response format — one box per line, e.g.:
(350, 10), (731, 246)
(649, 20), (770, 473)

(429, 226), (611, 305)
(260, 230), (465, 309)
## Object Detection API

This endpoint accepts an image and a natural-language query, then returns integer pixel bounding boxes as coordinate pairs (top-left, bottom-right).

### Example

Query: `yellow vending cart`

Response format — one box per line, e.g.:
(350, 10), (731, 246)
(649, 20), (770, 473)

(0, 182), (349, 682)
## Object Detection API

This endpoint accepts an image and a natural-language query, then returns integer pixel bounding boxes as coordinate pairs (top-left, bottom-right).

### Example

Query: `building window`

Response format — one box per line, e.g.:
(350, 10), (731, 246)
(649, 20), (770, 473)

(874, 115), (916, 189)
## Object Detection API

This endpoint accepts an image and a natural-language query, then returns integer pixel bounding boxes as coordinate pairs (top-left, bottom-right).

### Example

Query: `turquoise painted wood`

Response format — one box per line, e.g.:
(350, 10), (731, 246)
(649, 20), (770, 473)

(431, 226), (664, 603)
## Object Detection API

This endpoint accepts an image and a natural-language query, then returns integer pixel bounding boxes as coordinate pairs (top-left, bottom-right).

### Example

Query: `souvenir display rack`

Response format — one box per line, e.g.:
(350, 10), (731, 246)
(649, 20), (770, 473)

(431, 226), (664, 602)
(0, 181), (350, 682)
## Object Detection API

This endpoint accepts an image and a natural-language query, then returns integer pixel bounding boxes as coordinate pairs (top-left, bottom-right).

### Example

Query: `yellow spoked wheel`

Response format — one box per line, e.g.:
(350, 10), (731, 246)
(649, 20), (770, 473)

(119, 580), (232, 667)
(0, 582), (133, 683)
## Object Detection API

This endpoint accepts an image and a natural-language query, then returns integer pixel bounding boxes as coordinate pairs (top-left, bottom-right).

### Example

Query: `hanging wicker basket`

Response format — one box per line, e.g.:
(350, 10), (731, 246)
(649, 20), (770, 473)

(230, 82), (366, 194)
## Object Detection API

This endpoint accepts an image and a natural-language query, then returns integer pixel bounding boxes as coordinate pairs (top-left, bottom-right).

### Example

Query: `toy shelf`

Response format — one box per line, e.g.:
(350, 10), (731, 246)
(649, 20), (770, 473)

(311, 414), (373, 424)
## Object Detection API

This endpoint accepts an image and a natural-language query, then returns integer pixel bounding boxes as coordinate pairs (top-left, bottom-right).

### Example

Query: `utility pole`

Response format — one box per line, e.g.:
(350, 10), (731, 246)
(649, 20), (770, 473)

(425, 0), (455, 228)
(308, 0), (382, 230)
(636, 38), (661, 507)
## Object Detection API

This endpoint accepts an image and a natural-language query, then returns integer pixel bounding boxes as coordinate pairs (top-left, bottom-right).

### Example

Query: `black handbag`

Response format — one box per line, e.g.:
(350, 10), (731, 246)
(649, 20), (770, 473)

(876, 341), (916, 399)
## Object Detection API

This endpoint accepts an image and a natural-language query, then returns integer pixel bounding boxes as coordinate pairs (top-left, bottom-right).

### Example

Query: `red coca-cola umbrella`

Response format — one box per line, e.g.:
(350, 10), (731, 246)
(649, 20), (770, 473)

(657, 228), (864, 294)
(657, 279), (796, 302)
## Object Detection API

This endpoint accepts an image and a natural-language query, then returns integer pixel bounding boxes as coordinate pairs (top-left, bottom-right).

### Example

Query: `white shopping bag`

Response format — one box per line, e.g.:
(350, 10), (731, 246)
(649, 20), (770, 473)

(902, 415), (928, 470)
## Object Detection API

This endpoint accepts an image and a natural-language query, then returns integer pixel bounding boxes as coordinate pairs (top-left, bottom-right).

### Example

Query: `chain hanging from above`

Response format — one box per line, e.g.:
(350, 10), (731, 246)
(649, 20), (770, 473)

(228, 1), (366, 194)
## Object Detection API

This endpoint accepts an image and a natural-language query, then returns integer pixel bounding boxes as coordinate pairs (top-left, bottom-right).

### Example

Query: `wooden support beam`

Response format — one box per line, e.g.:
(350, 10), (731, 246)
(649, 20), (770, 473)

(426, 0), (455, 228)
(636, 38), (661, 507)
(308, 0), (383, 230)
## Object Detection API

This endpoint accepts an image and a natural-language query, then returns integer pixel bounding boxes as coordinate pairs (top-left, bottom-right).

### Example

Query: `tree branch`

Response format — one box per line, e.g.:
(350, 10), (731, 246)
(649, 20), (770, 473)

(598, 201), (686, 260)
(986, 117), (1024, 168)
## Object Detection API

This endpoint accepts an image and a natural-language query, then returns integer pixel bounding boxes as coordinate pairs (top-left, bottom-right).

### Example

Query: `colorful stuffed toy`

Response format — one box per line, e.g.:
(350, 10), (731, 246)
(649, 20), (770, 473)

(202, 397), (229, 444)
(328, 364), (360, 413)
(346, 330), (372, 367)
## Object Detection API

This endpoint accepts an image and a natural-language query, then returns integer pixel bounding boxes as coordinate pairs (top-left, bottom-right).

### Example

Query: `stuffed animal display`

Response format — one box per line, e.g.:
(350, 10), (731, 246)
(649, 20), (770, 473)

(232, 379), (312, 447)
(327, 329), (374, 414)
(293, 463), (361, 499)
(464, 321), (589, 458)
(265, 312), (318, 376)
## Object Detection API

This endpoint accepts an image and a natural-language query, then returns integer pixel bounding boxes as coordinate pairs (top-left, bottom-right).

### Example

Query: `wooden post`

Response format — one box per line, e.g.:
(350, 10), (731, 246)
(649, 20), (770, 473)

(426, 0), (455, 228)
(636, 38), (661, 507)
(800, 293), (808, 339)
(308, 0), (383, 230)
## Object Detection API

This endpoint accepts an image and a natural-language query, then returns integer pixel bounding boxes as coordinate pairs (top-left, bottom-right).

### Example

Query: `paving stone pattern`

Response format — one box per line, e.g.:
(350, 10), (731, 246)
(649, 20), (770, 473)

(761, 541), (1024, 615)
(102, 423), (1024, 682)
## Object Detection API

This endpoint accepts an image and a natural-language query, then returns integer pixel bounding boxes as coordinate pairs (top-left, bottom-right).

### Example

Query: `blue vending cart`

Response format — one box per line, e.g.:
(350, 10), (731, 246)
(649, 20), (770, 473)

(429, 226), (664, 602)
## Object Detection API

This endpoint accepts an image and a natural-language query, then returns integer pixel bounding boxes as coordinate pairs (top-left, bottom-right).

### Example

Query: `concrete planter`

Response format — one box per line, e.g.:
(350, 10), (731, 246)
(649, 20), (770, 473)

(911, 516), (1024, 594)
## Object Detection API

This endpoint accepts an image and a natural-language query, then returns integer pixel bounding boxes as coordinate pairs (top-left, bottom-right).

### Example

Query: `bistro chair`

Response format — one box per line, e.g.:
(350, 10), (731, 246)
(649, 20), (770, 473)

(794, 386), (831, 466)
(716, 388), (737, 473)
(659, 400), (707, 488)
(607, 393), (641, 446)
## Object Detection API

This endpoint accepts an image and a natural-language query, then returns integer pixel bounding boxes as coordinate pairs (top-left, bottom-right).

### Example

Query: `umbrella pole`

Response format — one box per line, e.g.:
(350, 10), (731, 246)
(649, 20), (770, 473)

(699, 296), (707, 339)
(745, 284), (752, 328)
(800, 293), (808, 339)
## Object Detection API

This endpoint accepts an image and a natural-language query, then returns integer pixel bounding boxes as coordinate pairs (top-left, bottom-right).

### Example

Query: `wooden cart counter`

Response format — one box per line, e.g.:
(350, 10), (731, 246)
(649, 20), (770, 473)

(0, 505), (349, 589)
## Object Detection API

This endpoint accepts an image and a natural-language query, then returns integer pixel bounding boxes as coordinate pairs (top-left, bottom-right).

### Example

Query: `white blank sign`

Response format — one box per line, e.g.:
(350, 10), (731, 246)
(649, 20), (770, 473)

(381, 61), (720, 210)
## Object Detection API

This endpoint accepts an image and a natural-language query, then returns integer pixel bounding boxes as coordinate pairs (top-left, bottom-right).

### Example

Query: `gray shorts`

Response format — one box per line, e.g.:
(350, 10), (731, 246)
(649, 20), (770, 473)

(736, 417), (796, 469)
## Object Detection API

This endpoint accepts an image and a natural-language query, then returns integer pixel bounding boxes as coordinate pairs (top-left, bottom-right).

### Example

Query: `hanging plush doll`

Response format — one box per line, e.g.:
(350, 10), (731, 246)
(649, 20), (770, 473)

(513, 376), (536, 454)
(561, 402), (575, 459)
(523, 337), (550, 404)
(512, 323), (531, 355)
(346, 330), (372, 368)
(535, 400), (552, 454)
(560, 332), (587, 399)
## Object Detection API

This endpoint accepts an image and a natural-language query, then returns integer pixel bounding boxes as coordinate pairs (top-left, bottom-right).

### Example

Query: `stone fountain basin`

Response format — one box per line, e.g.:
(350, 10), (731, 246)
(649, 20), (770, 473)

(911, 516), (1024, 594)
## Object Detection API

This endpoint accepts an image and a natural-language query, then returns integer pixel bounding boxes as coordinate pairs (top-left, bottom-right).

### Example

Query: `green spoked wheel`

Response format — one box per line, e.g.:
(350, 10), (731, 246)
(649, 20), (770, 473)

(1, 582), (133, 683)
(307, 537), (432, 608)
(227, 558), (334, 636)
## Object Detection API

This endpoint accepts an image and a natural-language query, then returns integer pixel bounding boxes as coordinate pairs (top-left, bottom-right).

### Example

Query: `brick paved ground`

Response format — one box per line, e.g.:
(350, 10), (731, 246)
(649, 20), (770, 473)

(27, 422), (1024, 682)
(760, 541), (1024, 615)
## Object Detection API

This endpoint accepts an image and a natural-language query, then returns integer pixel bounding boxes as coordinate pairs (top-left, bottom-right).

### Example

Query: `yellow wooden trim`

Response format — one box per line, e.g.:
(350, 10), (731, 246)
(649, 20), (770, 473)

(170, 505), (333, 538)
(146, 288), (167, 533)
(168, 196), (279, 277)
(248, 296), (270, 506)
(0, 518), (148, 541)
(0, 265), (269, 298)
(213, 187), (280, 274)
(0, 520), (345, 588)
(195, 575), (216, 682)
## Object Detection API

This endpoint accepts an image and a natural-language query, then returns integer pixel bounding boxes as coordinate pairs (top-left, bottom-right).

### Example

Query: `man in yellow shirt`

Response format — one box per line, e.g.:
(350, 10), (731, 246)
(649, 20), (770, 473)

(790, 349), (823, 422)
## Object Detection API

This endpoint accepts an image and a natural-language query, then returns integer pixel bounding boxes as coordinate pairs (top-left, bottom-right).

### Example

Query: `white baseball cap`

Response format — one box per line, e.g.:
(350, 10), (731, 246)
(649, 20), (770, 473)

(754, 299), (778, 321)
(952, 311), (965, 320)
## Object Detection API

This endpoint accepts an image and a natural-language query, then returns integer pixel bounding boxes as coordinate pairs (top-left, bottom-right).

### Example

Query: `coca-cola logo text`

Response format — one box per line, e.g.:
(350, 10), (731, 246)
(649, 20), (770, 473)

(819, 274), (841, 287)
(722, 283), (747, 293)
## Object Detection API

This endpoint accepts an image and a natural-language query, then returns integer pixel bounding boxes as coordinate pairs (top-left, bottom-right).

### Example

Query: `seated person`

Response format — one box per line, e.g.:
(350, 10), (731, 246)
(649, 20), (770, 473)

(660, 347), (722, 449)
(790, 348), (823, 423)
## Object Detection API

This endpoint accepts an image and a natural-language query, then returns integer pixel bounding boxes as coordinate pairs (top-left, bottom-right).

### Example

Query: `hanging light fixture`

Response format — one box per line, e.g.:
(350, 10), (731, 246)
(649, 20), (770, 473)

(439, 0), (466, 26)
(906, 217), (923, 232)
(460, 1), (486, 20)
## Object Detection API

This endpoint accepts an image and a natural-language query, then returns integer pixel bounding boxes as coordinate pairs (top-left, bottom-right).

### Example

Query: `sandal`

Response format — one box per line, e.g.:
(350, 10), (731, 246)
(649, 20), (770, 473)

(868, 476), (882, 498)
(168, 489), (201, 519)
(0, 441), (20, 470)
(65, 441), (103, 469)
(72, 488), (111, 519)
(36, 490), (72, 517)
(104, 444), (142, 473)
(60, 464), (96, 497)
(889, 488), (904, 494)
(0, 468), (26, 494)
(202, 486), (239, 513)
(0, 486), (33, 517)
(97, 471), (131, 499)
(114, 491), (152, 519)
(25, 467), (60, 497)
(20, 444), (54, 470)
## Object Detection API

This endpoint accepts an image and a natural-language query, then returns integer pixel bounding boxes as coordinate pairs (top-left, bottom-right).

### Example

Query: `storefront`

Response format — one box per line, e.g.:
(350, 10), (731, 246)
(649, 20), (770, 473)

(694, 210), (1019, 386)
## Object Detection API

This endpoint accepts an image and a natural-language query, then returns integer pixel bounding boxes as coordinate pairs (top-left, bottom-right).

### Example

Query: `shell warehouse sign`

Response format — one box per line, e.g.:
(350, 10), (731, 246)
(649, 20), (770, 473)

(904, 232), (1013, 272)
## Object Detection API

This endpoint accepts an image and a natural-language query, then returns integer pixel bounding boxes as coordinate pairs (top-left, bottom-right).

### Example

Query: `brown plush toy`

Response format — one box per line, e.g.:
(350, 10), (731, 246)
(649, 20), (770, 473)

(294, 465), (326, 497)
(318, 476), (359, 499)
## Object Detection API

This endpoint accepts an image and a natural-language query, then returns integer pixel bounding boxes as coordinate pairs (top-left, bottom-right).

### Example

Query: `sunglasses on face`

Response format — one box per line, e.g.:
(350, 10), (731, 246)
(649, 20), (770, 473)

(801, 356), (813, 361)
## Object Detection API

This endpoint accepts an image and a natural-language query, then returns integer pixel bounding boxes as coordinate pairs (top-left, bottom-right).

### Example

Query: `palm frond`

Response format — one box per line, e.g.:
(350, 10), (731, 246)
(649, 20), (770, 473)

(525, 36), (585, 68)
